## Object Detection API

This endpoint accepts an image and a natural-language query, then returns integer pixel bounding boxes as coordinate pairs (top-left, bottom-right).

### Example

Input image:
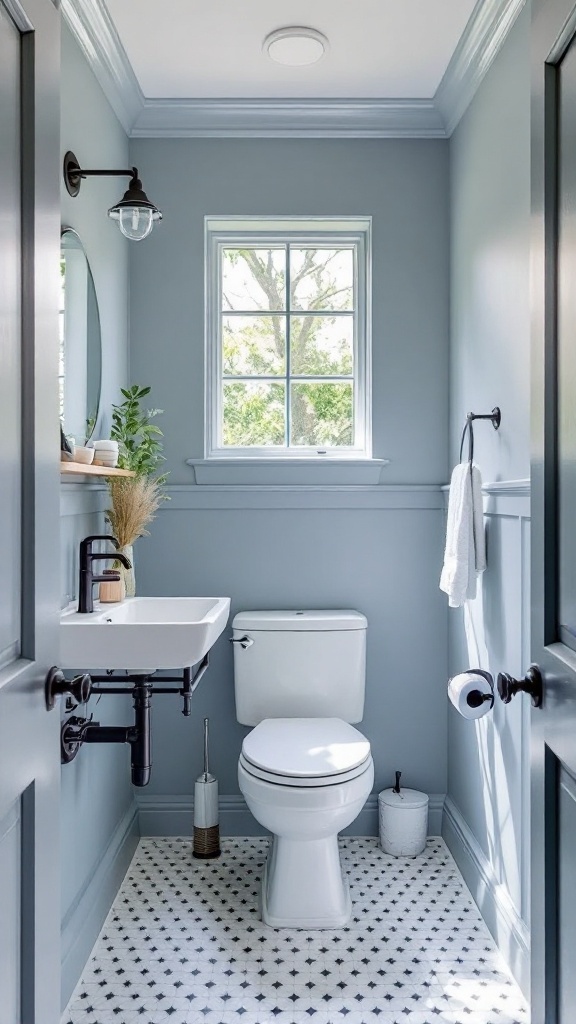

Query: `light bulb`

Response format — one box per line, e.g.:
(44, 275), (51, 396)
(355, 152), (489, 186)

(109, 205), (153, 242)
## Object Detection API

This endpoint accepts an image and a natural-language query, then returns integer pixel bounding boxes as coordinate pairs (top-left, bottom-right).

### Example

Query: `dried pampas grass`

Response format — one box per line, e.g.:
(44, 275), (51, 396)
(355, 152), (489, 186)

(106, 475), (165, 549)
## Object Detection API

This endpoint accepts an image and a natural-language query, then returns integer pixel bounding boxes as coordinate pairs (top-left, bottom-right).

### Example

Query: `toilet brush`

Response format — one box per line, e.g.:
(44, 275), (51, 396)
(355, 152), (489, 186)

(192, 717), (221, 858)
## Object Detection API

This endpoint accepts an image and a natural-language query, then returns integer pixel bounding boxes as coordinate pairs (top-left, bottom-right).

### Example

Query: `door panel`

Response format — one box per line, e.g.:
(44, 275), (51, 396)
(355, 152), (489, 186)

(558, 766), (576, 1022)
(0, 0), (21, 667)
(0, 0), (61, 1020)
(0, 801), (21, 1024)
(558, 32), (576, 652)
(532, 2), (576, 1021)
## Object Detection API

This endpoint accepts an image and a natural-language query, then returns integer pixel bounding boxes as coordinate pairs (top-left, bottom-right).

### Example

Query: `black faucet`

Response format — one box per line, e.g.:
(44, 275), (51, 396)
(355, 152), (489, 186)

(78, 535), (132, 613)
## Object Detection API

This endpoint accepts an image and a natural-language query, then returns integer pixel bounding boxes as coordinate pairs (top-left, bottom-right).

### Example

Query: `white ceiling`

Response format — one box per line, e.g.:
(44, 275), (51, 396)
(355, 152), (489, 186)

(103, 0), (478, 100)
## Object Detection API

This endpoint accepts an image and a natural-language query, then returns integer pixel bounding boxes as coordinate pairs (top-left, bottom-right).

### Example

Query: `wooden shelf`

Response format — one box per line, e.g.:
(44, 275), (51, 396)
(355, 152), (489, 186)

(60, 461), (135, 478)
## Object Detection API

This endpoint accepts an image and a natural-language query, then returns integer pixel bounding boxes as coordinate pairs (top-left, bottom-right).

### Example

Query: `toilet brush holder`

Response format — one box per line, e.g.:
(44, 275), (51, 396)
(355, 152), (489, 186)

(193, 717), (220, 859)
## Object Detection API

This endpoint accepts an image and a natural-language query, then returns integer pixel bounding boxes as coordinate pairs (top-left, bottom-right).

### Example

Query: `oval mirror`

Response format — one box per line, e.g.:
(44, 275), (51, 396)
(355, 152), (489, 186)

(59, 228), (102, 443)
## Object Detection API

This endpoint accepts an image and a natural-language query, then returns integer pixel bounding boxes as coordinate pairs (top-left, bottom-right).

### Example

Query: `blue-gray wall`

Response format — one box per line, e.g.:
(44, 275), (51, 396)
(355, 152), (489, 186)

(127, 137), (450, 836)
(59, 24), (137, 1009)
(57, 14), (534, 1007)
(129, 139), (450, 485)
(444, 6), (531, 997)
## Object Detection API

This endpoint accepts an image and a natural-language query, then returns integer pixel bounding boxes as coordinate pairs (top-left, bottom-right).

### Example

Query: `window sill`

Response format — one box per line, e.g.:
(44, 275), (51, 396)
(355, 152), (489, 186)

(186, 458), (390, 487)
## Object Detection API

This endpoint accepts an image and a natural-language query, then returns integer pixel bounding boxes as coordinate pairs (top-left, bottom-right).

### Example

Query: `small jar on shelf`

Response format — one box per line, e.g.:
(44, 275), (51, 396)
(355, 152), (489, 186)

(99, 569), (125, 604)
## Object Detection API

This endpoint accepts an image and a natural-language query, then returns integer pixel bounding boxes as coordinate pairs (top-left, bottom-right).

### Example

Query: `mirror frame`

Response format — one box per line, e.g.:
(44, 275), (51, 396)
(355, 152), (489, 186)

(60, 226), (102, 443)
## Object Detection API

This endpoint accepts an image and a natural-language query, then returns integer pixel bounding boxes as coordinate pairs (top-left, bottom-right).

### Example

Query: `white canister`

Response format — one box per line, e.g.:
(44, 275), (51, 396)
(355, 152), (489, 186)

(378, 785), (429, 857)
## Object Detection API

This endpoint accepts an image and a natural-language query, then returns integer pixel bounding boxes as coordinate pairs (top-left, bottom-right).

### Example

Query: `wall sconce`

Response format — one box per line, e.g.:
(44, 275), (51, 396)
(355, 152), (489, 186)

(63, 151), (162, 242)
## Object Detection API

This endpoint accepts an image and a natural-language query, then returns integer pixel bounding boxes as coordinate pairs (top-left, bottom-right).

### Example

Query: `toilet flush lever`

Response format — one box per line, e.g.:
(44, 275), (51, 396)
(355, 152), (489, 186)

(229, 635), (254, 649)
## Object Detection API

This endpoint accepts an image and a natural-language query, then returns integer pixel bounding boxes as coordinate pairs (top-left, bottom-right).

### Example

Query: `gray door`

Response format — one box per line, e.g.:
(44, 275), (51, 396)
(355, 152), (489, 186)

(532, 1), (576, 1021)
(0, 0), (61, 1020)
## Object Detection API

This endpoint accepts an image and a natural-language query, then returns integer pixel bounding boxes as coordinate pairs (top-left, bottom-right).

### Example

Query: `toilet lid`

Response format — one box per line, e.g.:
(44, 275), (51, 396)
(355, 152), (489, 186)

(241, 718), (371, 779)
(239, 751), (372, 788)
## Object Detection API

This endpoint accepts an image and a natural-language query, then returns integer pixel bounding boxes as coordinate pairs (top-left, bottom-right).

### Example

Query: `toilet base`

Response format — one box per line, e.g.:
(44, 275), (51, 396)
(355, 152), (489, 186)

(260, 834), (351, 929)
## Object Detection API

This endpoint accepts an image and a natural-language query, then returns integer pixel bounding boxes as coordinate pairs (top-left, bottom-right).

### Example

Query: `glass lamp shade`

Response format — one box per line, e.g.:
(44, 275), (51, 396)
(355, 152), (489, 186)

(108, 175), (162, 242)
(108, 203), (162, 242)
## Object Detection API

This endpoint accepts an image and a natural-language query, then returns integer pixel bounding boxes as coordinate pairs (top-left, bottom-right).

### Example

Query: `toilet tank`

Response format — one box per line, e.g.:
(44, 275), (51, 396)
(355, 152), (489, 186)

(232, 609), (367, 726)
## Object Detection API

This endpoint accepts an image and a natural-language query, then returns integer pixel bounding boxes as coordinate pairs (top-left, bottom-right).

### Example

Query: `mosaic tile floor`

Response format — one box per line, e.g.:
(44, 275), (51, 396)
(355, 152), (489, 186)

(63, 837), (529, 1024)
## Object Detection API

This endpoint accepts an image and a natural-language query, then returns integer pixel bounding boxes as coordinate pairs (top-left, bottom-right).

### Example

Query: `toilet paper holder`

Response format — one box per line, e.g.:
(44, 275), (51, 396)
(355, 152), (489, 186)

(465, 670), (495, 709)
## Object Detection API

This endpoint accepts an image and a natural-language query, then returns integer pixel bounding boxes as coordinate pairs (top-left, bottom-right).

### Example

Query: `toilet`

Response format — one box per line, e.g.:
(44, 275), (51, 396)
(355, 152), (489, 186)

(232, 609), (374, 928)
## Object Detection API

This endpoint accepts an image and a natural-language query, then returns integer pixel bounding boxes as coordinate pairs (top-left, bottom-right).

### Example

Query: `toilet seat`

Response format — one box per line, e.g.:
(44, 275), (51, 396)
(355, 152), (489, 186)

(239, 751), (372, 787)
(240, 717), (371, 788)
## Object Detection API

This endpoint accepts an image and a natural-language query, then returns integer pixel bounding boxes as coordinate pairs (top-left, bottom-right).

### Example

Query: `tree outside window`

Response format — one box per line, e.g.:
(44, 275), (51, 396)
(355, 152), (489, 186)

(206, 220), (371, 457)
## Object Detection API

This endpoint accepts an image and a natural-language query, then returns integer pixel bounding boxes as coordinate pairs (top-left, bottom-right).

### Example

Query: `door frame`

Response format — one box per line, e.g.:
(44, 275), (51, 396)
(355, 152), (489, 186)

(0, 0), (61, 1018)
(531, 0), (576, 1020)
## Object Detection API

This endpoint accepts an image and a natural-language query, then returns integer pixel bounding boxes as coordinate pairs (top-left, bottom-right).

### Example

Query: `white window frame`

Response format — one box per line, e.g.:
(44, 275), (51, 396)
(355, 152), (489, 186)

(205, 217), (372, 459)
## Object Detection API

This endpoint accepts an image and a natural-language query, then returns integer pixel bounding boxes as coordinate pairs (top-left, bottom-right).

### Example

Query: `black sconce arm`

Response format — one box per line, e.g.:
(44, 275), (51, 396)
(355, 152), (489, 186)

(72, 166), (139, 181)
(63, 151), (162, 241)
(64, 153), (139, 197)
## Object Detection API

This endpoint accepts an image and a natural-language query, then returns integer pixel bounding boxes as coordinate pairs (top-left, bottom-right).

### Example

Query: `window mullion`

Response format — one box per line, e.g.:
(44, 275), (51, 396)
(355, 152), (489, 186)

(220, 309), (355, 317)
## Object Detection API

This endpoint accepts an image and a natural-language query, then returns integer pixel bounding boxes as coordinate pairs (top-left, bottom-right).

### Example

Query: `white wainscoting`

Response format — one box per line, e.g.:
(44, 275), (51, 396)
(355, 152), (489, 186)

(442, 480), (531, 997)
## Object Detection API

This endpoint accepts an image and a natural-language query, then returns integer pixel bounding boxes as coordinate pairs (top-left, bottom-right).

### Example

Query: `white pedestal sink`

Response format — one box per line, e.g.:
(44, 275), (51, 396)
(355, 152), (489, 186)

(60, 596), (231, 670)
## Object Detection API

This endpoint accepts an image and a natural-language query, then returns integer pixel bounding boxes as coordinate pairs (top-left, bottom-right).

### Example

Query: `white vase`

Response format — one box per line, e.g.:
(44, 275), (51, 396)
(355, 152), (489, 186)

(118, 544), (135, 598)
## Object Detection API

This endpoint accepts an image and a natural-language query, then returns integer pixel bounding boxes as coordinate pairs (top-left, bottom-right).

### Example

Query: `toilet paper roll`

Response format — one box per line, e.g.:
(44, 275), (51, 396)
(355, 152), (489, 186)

(448, 671), (494, 720)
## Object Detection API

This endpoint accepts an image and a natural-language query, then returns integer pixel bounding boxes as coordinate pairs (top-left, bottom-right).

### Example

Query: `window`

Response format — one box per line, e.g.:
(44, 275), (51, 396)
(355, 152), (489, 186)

(205, 218), (371, 458)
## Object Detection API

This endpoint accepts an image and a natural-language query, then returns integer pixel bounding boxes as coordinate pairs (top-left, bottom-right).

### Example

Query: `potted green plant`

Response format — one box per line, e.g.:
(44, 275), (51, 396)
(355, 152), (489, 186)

(105, 385), (168, 597)
(111, 385), (166, 477)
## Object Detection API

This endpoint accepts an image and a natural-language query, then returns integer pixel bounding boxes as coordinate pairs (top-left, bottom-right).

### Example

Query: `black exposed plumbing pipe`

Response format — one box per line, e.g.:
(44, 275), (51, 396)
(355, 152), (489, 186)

(82, 725), (134, 744)
(131, 681), (152, 786)
(70, 679), (152, 786)
(57, 658), (210, 784)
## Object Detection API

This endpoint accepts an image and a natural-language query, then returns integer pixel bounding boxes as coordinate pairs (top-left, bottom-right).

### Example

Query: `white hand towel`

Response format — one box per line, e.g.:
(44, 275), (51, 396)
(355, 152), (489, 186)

(471, 465), (486, 574)
(440, 463), (486, 607)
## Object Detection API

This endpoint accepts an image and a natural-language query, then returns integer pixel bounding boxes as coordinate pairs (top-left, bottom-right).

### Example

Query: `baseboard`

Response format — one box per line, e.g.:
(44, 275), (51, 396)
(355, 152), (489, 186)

(137, 792), (445, 838)
(61, 800), (139, 1011)
(442, 796), (530, 997)
(137, 793), (262, 836)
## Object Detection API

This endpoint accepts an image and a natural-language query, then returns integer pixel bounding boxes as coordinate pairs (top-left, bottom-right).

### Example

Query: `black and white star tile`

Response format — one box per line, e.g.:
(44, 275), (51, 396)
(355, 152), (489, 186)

(62, 837), (529, 1024)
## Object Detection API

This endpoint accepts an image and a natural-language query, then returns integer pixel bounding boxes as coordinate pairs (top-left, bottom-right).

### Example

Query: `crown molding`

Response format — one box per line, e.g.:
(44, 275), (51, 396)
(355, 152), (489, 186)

(435, 0), (528, 136)
(61, 0), (527, 139)
(60, 0), (444, 138)
(60, 0), (144, 135)
(131, 97), (445, 138)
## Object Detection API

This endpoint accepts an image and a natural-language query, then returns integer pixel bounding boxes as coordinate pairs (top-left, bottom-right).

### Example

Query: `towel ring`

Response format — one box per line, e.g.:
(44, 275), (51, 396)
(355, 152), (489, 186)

(459, 407), (501, 465)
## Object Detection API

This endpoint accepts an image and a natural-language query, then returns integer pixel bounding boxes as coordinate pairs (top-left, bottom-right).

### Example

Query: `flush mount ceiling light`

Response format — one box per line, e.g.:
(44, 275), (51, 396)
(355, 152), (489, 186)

(264, 27), (328, 67)
(63, 151), (162, 242)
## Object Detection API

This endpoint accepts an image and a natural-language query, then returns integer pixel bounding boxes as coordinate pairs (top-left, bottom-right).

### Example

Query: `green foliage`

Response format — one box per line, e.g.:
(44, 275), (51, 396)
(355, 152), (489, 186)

(291, 382), (353, 447)
(221, 247), (356, 449)
(110, 385), (167, 479)
(223, 382), (285, 446)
